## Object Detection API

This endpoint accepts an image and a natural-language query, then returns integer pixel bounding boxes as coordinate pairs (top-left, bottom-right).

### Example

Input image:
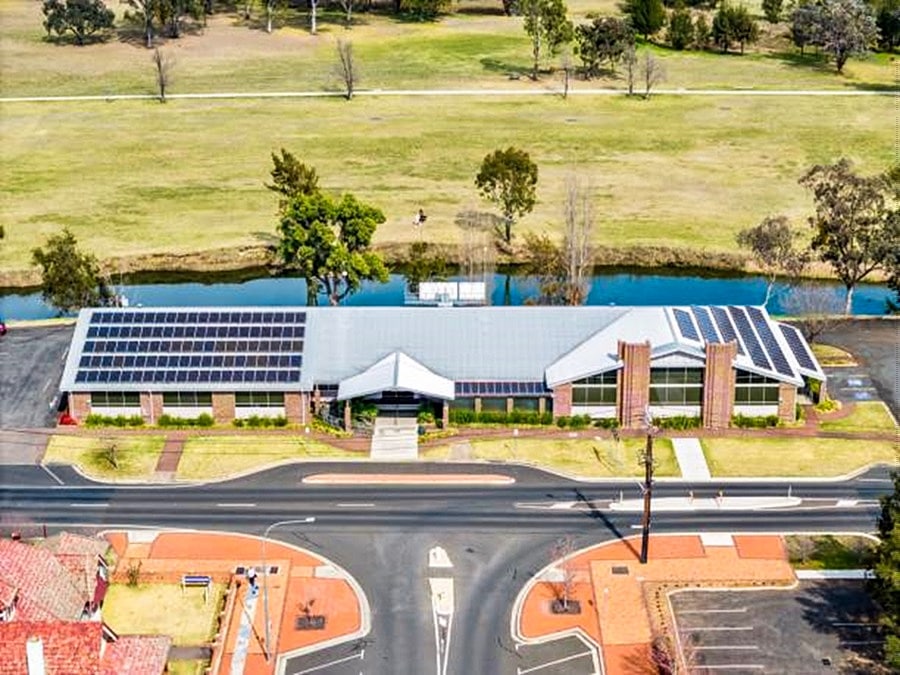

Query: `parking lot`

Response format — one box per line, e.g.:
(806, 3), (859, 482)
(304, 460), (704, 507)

(670, 581), (883, 673)
(514, 635), (600, 675)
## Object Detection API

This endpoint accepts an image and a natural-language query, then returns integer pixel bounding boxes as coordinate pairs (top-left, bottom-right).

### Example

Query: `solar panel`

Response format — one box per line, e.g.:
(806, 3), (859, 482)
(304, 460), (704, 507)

(673, 308), (700, 341)
(728, 306), (771, 371)
(746, 307), (794, 377)
(779, 324), (818, 371)
(710, 306), (745, 355)
(690, 306), (720, 344)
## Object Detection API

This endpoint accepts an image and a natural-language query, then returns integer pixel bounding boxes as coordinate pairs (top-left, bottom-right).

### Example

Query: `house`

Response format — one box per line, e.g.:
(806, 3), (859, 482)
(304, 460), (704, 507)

(59, 305), (825, 430)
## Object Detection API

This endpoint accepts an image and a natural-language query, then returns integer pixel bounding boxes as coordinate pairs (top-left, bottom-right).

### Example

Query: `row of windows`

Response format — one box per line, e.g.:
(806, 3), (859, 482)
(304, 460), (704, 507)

(649, 386), (703, 404)
(650, 368), (704, 385)
(236, 392), (285, 407)
(735, 371), (780, 385)
(92, 392), (140, 407)
(734, 385), (780, 404)
(574, 372), (618, 386)
(573, 386), (617, 405)
(448, 397), (545, 412)
(163, 392), (212, 406)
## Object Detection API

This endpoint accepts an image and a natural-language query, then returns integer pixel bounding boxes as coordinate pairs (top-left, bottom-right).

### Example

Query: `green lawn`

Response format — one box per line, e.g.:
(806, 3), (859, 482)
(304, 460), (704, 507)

(104, 583), (224, 646)
(43, 435), (165, 480)
(786, 535), (876, 570)
(702, 436), (899, 477)
(426, 436), (678, 477)
(176, 435), (363, 479)
(811, 343), (857, 367)
(820, 401), (898, 433)
(166, 661), (208, 675)
(0, 0), (894, 283)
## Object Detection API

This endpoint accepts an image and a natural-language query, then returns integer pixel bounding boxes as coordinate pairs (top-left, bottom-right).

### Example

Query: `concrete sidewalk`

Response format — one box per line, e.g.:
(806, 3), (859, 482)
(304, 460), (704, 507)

(671, 437), (711, 480)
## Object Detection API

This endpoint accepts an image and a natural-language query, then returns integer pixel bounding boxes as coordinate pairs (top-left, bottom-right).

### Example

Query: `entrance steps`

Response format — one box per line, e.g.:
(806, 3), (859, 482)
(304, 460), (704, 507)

(370, 416), (419, 460)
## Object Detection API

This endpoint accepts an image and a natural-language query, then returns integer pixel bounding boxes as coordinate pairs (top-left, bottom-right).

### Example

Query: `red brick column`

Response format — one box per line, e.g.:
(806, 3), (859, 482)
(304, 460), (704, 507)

(284, 392), (303, 424)
(442, 402), (449, 428)
(343, 401), (352, 431)
(474, 398), (483, 413)
(69, 393), (91, 421)
(538, 398), (546, 415)
(212, 393), (235, 424)
(702, 342), (737, 429)
(552, 383), (572, 417)
(140, 393), (163, 424)
(778, 383), (797, 423)
(617, 341), (651, 429)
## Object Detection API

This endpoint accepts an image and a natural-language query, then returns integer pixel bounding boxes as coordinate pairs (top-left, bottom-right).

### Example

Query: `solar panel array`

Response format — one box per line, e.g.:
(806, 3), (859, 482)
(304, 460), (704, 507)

(74, 309), (305, 387)
(746, 307), (793, 377)
(710, 306), (745, 355)
(779, 323), (818, 371)
(673, 309), (700, 341)
(690, 306), (721, 344)
(455, 381), (549, 397)
(727, 306), (771, 370)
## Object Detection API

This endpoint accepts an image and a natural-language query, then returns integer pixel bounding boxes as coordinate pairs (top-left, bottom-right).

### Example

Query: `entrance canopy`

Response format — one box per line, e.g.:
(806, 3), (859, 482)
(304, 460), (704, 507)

(336, 351), (455, 401)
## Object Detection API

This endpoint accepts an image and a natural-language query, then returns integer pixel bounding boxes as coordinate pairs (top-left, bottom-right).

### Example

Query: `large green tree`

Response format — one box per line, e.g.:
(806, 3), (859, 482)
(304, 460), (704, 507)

(713, 3), (758, 53)
(667, 2), (695, 49)
(277, 191), (389, 305)
(123, 0), (159, 48)
(575, 15), (635, 76)
(475, 147), (539, 245)
(816, 0), (878, 72)
(521, 0), (574, 79)
(31, 229), (112, 314)
(620, 0), (667, 39)
(799, 159), (900, 314)
(736, 215), (810, 307)
(42, 0), (114, 45)
(267, 148), (320, 213)
(875, 0), (900, 50)
(872, 471), (900, 669)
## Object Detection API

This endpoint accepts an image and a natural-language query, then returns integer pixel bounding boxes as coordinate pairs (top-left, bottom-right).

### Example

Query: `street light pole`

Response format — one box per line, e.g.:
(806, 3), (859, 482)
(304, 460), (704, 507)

(261, 517), (315, 662)
(639, 430), (653, 564)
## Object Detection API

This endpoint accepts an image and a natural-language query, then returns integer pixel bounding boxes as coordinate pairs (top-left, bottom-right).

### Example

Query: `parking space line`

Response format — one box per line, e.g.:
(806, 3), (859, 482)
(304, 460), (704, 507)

(840, 640), (885, 646)
(699, 665), (765, 670)
(694, 645), (760, 651)
(681, 626), (753, 632)
(679, 608), (747, 614)
(517, 650), (594, 674)
(832, 622), (879, 627)
(41, 465), (64, 485)
(294, 651), (364, 674)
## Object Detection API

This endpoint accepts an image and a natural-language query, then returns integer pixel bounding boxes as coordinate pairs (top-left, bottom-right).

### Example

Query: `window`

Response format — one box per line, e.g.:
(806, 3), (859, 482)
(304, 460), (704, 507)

(734, 370), (780, 404)
(649, 368), (704, 406)
(513, 397), (540, 412)
(449, 397), (475, 411)
(480, 397), (507, 412)
(235, 392), (285, 407)
(91, 392), (140, 407)
(573, 371), (617, 406)
(163, 392), (212, 407)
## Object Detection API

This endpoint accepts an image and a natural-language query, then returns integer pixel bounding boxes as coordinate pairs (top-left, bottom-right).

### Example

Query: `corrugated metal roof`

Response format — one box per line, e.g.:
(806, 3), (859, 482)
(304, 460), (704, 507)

(336, 351), (455, 400)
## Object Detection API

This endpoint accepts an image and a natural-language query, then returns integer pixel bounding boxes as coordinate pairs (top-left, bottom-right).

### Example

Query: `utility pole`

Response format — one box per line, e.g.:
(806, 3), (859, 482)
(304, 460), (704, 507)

(639, 410), (655, 564)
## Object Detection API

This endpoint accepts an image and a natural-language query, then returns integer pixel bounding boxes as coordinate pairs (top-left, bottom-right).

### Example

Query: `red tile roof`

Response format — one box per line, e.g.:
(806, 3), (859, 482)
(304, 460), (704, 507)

(0, 539), (90, 621)
(0, 621), (102, 675)
(101, 635), (171, 675)
(41, 533), (109, 558)
(0, 578), (16, 609)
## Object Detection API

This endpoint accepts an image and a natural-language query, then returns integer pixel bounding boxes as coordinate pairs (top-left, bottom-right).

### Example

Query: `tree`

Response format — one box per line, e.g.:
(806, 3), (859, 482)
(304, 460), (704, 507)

(816, 0), (878, 72)
(152, 47), (172, 102)
(693, 12), (711, 48)
(736, 215), (810, 306)
(871, 471), (900, 669)
(31, 229), (112, 314)
(623, 42), (638, 93)
(403, 241), (450, 291)
(335, 39), (358, 100)
(790, 1), (822, 54)
(338, 0), (355, 26)
(266, 149), (320, 213)
(667, 2), (695, 49)
(799, 159), (899, 314)
(521, 0), (574, 79)
(475, 147), (539, 245)
(42, 0), (114, 44)
(781, 283), (845, 342)
(123, 0), (159, 48)
(547, 537), (580, 613)
(762, 0), (782, 22)
(640, 49), (665, 97)
(155, 0), (204, 38)
(620, 0), (667, 38)
(713, 3), (758, 53)
(401, 0), (451, 19)
(575, 15), (635, 77)
(875, 0), (900, 50)
(276, 191), (389, 305)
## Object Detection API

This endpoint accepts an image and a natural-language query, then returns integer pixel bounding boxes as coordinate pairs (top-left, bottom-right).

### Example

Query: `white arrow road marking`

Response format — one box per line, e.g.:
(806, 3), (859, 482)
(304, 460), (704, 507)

(428, 545), (455, 675)
(429, 546), (453, 568)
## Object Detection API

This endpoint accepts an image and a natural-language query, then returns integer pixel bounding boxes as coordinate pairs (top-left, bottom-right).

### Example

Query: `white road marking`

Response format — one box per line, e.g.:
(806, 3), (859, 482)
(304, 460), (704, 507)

(694, 645), (760, 651)
(859, 478), (892, 483)
(679, 608), (747, 615)
(517, 650), (594, 674)
(216, 503), (256, 508)
(833, 622), (879, 627)
(41, 465), (64, 485)
(336, 503), (375, 508)
(294, 651), (364, 674)
(70, 503), (109, 508)
(835, 499), (858, 507)
(699, 665), (765, 670)
(840, 640), (885, 646)
(429, 546), (453, 569)
(681, 626), (753, 632)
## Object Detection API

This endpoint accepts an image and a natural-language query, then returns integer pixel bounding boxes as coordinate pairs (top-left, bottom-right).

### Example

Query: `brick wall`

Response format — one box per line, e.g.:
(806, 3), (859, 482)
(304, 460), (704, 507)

(702, 342), (737, 429)
(552, 383), (572, 417)
(442, 402), (449, 428)
(69, 393), (91, 421)
(343, 401), (352, 431)
(777, 383), (797, 423)
(617, 341), (651, 429)
(284, 392), (305, 425)
(140, 393), (163, 424)
(212, 393), (235, 424)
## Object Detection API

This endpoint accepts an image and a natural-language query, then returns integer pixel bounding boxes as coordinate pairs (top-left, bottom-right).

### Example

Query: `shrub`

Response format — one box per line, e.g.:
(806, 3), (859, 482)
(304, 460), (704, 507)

(232, 418), (245, 428)
(731, 413), (780, 428)
(84, 413), (144, 428)
(158, 413), (215, 428)
(196, 413), (214, 427)
(569, 414), (591, 429)
(448, 409), (476, 425)
(352, 400), (379, 421)
(654, 415), (702, 430)
(417, 410), (436, 425)
(593, 417), (620, 430)
(478, 410), (508, 424)
(556, 416), (570, 428)
(815, 397), (840, 414)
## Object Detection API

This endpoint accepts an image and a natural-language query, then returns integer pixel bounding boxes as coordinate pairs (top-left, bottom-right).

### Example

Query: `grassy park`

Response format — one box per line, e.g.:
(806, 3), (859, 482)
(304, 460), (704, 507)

(820, 401), (898, 433)
(43, 434), (165, 480)
(0, 0), (894, 284)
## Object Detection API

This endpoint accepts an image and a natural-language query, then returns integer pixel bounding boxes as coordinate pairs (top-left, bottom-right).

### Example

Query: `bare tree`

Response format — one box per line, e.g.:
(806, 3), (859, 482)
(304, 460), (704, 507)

(335, 39), (357, 100)
(310, 0), (319, 34)
(781, 283), (845, 343)
(152, 47), (172, 102)
(101, 440), (118, 469)
(640, 49), (665, 99)
(562, 175), (594, 305)
(338, 0), (354, 26)
(548, 536), (580, 614)
(736, 214), (810, 307)
(649, 627), (699, 674)
(560, 51), (572, 99)
(623, 43), (637, 95)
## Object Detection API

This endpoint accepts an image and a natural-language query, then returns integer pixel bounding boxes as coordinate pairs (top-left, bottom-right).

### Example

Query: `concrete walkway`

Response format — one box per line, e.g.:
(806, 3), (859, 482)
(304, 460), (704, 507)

(671, 437), (711, 480)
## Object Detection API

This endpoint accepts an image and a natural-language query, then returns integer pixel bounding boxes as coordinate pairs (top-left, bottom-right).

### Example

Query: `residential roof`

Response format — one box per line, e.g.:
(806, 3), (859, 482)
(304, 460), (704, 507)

(337, 351), (456, 401)
(101, 634), (171, 675)
(59, 305), (823, 394)
(0, 539), (91, 621)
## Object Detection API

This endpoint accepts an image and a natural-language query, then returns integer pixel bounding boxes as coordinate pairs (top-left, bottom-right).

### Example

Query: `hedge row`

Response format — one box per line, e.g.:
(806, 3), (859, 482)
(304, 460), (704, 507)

(731, 414), (780, 428)
(448, 409), (554, 425)
(157, 413), (214, 428)
(232, 415), (288, 428)
(84, 414), (144, 428)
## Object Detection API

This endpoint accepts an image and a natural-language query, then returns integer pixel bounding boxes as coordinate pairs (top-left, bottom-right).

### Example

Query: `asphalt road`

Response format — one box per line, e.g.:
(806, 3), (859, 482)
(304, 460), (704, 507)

(0, 463), (892, 675)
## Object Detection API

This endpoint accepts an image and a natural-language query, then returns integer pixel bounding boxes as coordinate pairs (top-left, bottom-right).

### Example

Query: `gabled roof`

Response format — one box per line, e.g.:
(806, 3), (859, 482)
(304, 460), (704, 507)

(101, 634), (171, 675)
(337, 351), (455, 401)
(0, 540), (91, 621)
